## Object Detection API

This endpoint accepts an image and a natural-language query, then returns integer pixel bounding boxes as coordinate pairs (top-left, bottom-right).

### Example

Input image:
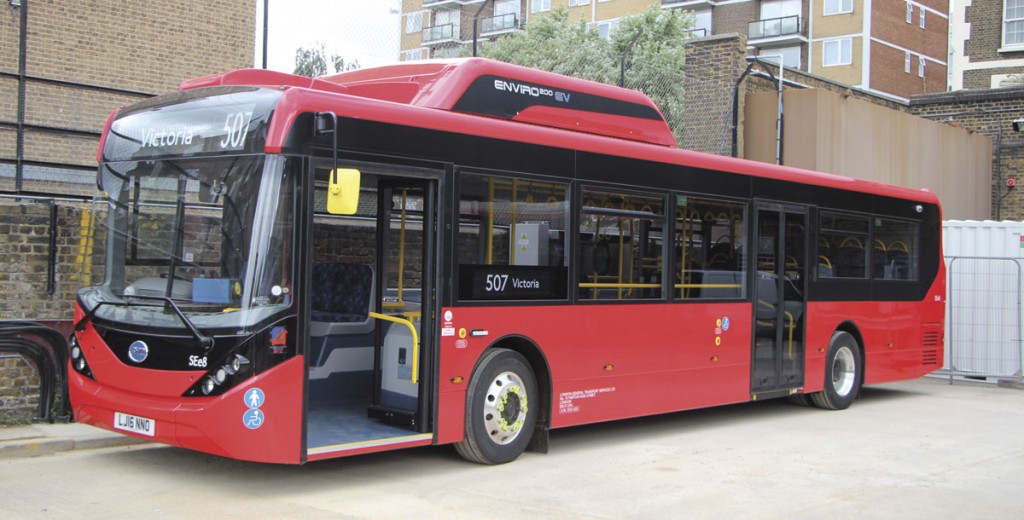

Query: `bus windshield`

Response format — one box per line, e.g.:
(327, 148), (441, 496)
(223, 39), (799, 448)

(80, 154), (297, 331)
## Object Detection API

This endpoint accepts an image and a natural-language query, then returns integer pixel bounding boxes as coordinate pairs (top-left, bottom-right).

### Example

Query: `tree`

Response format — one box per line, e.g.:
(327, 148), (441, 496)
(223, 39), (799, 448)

(293, 43), (360, 77)
(475, 6), (691, 143)
(611, 6), (691, 144)
(473, 8), (616, 85)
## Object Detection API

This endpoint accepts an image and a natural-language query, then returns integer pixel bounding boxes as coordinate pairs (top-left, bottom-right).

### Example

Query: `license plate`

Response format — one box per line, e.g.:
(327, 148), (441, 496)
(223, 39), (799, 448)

(113, 412), (156, 437)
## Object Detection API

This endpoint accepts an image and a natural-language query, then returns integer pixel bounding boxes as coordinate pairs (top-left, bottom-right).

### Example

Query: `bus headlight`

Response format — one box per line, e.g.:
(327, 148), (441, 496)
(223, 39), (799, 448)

(68, 333), (94, 379)
(223, 354), (248, 375)
(185, 353), (253, 397)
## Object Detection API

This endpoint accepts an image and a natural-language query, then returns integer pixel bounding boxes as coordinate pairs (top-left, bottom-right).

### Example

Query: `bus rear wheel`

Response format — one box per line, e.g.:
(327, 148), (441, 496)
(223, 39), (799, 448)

(454, 348), (538, 465)
(810, 331), (861, 410)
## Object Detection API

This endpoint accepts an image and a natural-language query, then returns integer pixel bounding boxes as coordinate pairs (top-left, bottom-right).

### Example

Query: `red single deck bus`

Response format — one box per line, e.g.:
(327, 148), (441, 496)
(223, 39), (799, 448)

(68, 58), (944, 464)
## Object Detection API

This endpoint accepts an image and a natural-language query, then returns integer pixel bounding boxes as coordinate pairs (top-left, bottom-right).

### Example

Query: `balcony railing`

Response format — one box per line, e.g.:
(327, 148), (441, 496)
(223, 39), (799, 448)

(424, 0), (485, 5)
(748, 15), (802, 40)
(423, 23), (456, 43)
(682, 28), (709, 39)
(661, 0), (716, 6)
(481, 13), (519, 33)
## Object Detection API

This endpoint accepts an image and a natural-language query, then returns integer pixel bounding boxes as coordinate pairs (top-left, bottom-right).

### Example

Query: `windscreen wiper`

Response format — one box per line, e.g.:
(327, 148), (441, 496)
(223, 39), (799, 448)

(74, 295), (215, 351)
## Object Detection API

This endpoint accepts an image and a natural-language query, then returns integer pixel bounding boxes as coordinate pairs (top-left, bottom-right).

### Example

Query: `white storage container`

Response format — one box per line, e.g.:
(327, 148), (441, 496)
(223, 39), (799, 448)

(943, 220), (1024, 377)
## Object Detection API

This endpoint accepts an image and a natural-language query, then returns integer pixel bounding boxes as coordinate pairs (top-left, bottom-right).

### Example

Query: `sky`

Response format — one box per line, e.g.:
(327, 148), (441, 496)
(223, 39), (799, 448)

(253, 0), (402, 74)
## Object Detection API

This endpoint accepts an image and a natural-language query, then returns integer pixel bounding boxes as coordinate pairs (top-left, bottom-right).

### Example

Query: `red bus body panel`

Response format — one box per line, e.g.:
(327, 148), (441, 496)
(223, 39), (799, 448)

(436, 302), (753, 443)
(68, 307), (305, 464)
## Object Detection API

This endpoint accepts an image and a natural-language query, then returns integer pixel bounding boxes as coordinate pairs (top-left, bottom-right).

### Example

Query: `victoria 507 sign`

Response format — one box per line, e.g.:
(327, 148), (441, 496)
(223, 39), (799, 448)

(459, 264), (567, 301)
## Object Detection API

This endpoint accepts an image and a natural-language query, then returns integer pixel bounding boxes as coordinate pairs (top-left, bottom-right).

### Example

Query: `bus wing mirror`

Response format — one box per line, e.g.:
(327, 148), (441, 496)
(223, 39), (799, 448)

(327, 168), (360, 215)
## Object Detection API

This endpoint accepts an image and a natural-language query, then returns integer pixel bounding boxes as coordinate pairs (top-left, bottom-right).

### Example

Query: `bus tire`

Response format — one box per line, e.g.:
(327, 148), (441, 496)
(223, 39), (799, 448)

(454, 348), (538, 465)
(810, 331), (861, 410)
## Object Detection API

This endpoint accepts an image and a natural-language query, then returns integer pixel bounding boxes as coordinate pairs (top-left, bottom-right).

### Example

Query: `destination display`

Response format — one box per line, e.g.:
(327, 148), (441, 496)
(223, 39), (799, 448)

(459, 264), (568, 301)
(102, 87), (281, 161)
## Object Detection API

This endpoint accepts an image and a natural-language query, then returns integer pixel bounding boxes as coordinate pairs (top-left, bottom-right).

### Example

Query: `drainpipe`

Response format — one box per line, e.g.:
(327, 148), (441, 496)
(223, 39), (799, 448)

(759, 54), (785, 166)
(15, 0), (27, 194)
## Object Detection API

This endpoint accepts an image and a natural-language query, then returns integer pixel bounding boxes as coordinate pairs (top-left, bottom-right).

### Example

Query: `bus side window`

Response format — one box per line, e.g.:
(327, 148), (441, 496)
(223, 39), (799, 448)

(873, 218), (918, 281)
(456, 173), (570, 301)
(674, 197), (746, 300)
(820, 212), (868, 279)
(578, 188), (665, 301)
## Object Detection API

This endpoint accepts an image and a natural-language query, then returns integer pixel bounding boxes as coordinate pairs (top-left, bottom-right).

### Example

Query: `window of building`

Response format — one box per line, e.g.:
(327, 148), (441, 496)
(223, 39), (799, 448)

(776, 46), (802, 68)
(594, 19), (620, 41)
(919, 8), (926, 29)
(822, 38), (852, 67)
(1005, 0), (1024, 47)
(906, 2), (913, 24)
(761, 0), (801, 19)
(918, 56), (926, 77)
(578, 188), (665, 301)
(401, 48), (428, 62)
(404, 11), (424, 34)
(904, 51), (912, 73)
(457, 174), (570, 301)
(531, 0), (551, 14)
(693, 9), (712, 35)
(495, 0), (519, 16)
(569, 0), (590, 6)
(819, 213), (869, 279)
(823, 0), (853, 16)
(675, 197), (746, 300)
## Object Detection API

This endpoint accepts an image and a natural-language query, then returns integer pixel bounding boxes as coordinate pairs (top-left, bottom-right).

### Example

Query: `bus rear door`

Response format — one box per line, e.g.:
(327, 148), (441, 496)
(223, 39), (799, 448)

(752, 203), (807, 398)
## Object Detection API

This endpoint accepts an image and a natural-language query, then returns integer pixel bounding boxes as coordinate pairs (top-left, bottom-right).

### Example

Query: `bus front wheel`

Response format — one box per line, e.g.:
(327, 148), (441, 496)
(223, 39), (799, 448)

(810, 331), (861, 410)
(454, 348), (538, 465)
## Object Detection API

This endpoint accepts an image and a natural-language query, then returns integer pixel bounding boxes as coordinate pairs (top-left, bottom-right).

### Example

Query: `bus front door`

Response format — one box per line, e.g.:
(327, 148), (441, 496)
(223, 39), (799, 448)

(752, 204), (807, 397)
(368, 180), (436, 430)
(306, 169), (437, 459)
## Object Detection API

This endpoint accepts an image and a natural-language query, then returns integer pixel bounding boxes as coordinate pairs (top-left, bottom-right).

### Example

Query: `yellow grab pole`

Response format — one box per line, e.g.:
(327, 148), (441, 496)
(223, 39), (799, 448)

(369, 312), (420, 384)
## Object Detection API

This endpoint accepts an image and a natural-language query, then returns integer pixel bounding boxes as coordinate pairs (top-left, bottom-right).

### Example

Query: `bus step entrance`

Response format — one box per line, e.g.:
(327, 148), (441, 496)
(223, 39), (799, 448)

(368, 405), (417, 430)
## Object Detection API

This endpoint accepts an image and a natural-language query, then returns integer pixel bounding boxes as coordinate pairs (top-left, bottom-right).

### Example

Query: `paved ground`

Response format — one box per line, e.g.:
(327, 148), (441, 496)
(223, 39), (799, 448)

(1, 376), (1022, 519)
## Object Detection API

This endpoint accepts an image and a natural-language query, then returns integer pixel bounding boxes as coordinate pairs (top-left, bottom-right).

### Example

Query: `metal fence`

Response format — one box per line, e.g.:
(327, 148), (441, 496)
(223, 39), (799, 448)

(944, 256), (1023, 382)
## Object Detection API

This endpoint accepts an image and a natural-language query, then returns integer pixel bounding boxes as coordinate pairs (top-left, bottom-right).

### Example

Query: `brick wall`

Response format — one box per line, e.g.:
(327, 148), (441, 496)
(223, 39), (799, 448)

(0, 201), (91, 321)
(962, 0), (1024, 89)
(910, 88), (1024, 220)
(873, 1), (947, 60)
(870, 0), (947, 97)
(0, 355), (40, 424)
(712, 1), (757, 37)
(870, 40), (948, 100)
(0, 1), (254, 423)
(682, 34), (751, 155)
(965, 0), (1011, 63)
(0, 201), (91, 424)
(1, 0), (256, 196)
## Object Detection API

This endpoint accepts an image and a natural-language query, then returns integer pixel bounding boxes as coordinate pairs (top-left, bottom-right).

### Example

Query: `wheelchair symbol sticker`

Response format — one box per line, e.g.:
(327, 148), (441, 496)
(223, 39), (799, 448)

(243, 408), (264, 429)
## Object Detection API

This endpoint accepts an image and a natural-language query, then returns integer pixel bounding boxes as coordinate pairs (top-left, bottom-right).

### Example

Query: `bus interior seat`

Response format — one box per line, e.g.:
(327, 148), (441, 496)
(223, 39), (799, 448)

(887, 241), (911, 280)
(872, 241), (889, 278)
(309, 262), (375, 367)
(833, 238), (865, 278)
(817, 255), (833, 277)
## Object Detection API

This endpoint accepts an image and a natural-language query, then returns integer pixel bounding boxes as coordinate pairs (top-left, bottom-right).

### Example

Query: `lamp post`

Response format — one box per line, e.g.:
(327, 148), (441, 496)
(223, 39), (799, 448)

(262, 0), (269, 69)
(619, 29), (643, 88)
(472, 0), (493, 57)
